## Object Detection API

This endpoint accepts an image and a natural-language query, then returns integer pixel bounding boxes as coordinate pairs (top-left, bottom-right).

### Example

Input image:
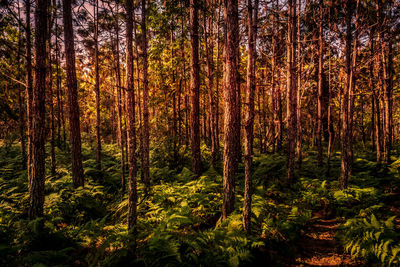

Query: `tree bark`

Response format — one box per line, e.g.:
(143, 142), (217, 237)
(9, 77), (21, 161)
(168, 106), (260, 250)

(94, 0), (102, 171)
(296, 0), (302, 165)
(17, 3), (27, 170)
(243, 0), (258, 233)
(29, 0), (48, 219)
(25, 0), (33, 189)
(190, 0), (201, 177)
(286, 0), (297, 184)
(222, 0), (239, 219)
(141, 0), (150, 193)
(62, 0), (84, 187)
(126, 0), (137, 231)
(317, 0), (324, 167)
(111, 4), (126, 192)
(47, 8), (56, 176)
(204, 2), (217, 169)
(340, 0), (358, 188)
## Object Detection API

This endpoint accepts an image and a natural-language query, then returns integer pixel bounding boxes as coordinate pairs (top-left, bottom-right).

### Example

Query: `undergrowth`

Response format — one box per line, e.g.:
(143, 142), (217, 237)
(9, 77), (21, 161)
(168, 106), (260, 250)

(0, 142), (399, 266)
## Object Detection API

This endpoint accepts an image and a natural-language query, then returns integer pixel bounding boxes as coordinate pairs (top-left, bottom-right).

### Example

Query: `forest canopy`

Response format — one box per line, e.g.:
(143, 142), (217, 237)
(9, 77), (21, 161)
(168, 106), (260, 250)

(0, 0), (399, 265)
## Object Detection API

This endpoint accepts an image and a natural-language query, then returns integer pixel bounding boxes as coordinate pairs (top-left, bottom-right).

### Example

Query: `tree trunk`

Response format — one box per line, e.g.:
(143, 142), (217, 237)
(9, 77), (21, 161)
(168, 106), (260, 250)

(47, 9), (56, 176)
(190, 0), (201, 177)
(141, 0), (150, 193)
(271, 2), (277, 154)
(126, 0), (137, 231)
(62, 0), (84, 187)
(25, 0), (33, 189)
(243, 0), (258, 233)
(204, 3), (217, 169)
(286, 0), (297, 184)
(29, 0), (48, 219)
(17, 3), (27, 170)
(222, 0), (239, 219)
(111, 5), (126, 192)
(296, 0), (302, 165)
(317, 0), (324, 167)
(94, 0), (101, 171)
(326, 10), (333, 175)
(340, 0), (358, 188)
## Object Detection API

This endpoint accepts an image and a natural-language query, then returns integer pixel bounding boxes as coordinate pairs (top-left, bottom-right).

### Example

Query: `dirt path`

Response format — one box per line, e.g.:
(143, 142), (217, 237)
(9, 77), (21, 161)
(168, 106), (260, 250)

(295, 218), (361, 266)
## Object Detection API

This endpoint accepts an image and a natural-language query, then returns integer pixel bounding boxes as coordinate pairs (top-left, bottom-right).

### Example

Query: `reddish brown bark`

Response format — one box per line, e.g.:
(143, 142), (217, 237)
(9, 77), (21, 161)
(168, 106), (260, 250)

(94, 0), (101, 171)
(25, 0), (33, 189)
(62, 0), (84, 187)
(287, 0), (297, 184)
(222, 0), (239, 219)
(141, 0), (150, 192)
(243, 0), (258, 233)
(317, 0), (324, 167)
(29, 0), (48, 219)
(190, 0), (201, 177)
(126, 0), (137, 231)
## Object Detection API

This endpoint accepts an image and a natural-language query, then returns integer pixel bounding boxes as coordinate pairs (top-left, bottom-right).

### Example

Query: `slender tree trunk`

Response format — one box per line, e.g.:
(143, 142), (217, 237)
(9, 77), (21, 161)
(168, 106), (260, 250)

(141, 0), (150, 193)
(317, 0), (324, 167)
(340, 0), (358, 188)
(340, 2), (351, 189)
(19, 89), (27, 169)
(296, 0), (302, 165)
(377, 0), (392, 165)
(47, 10), (56, 176)
(62, 0), (84, 187)
(126, 0), (137, 231)
(326, 9), (333, 175)
(25, 0), (33, 188)
(287, 0), (297, 183)
(55, 17), (61, 145)
(222, 0), (239, 219)
(204, 4), (217, 169)
(348, 0), (359, 176)
(17, 3), (27, 170)
(271, 4), (277, 154)
(243, 0), (258, 233)
(369, 28), (376, 151)
(277, 70), (283, 152)
(111, 8), (126, 192)
(107, 3), (126, 191)
(29, 0), (48, 219)
(94, 0), (101, 171)
(190, 0), (201, 177)
(215, 5), (221, 159)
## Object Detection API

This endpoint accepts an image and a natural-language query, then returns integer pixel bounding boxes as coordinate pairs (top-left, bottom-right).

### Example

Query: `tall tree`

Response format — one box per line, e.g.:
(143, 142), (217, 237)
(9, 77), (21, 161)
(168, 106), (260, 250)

(126, 0), (137, 231)
(94, 0), (101, 171)
(316, 0), (324, 167)
(286, 0), (297, 183)
(340, 0), (358, 188)
(25, 0), (33, 188)
(62, 0), (84, 187)
(141, 0), (150, 193)
(296, 0), (302, 166)
(204, 0), (218, 169)
(190, 0), (201, 177)
(29, 0), (48, 218)
(16, 2), (27, 170)
(108, 2), (126, 192)
(222, 0), (239, 219)
(48, 4), (56, 176)
(243, 0), (258, 233)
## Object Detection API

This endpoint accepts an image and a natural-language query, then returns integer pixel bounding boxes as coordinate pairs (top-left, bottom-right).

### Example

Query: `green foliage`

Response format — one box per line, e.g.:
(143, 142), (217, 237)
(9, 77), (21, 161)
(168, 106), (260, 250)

(338, 214), (400, 265)
(1, 142), (400, 266)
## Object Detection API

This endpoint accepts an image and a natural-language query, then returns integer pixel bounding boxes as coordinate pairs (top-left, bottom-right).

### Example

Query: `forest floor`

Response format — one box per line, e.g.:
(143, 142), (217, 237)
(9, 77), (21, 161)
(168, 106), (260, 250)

(296, 216), (361, 266)
(0, 142), (400, 266)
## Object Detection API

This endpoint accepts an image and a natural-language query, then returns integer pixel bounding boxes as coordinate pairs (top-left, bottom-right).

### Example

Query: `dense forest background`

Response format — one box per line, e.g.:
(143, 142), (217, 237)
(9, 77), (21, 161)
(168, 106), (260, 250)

(0, 0), (400, 265)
